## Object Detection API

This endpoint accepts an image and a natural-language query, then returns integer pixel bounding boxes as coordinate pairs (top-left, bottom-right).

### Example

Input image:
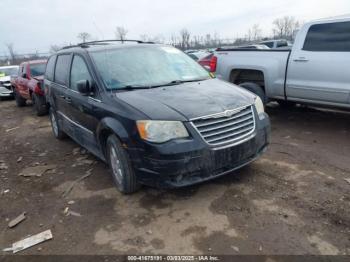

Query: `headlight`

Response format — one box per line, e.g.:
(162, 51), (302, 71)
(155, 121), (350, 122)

(136, 120), (189, 143)
(254, 96), (265, 119)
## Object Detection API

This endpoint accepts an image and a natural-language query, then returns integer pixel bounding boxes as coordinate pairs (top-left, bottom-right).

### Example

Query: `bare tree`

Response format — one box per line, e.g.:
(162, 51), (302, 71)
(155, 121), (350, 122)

(77, 32), (91, 43)
(115, 26), (128, 42)
(5, 43), (16, 64)
(179, 28), (191, 50)
(50, 45), (62, 54)
(251, 24), (262, 41)
(272, 16), (300, 40)
(205, 34), (212, 46)
(170, 34), (179, 46)
(140, 34), (149, 42)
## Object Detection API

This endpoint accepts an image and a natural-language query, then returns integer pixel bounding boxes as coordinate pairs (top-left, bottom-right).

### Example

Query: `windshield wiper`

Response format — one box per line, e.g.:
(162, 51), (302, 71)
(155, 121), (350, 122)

(116, 85), (152, 90)
(150, 78), (209, 88)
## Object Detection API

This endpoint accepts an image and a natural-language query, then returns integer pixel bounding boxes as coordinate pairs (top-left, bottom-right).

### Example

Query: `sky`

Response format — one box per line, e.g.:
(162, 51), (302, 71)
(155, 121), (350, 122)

(0, 0), (349, 56)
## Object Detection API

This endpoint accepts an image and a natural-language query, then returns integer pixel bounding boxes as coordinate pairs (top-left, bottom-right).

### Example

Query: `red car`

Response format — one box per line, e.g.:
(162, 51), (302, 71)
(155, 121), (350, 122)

(12, 60), (48, 116)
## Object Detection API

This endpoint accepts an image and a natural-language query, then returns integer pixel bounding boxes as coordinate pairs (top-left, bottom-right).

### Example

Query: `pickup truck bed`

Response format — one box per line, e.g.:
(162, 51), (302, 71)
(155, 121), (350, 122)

(215, 49), (291, 100)
(214, 16), (350, 109)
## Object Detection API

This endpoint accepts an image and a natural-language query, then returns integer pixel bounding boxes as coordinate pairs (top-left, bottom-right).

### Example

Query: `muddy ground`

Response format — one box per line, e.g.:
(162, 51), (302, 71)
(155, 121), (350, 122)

(0, 100), (349, 255)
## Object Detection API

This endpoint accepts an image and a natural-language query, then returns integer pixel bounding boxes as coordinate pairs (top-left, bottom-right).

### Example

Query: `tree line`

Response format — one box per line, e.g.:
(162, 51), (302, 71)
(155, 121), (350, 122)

(75, 16), (301, 50)
(1, 16), (301, 65)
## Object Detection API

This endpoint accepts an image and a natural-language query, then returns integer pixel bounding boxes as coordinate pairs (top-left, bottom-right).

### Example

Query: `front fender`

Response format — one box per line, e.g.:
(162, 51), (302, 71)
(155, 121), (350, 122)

(96, 117), (131, 146)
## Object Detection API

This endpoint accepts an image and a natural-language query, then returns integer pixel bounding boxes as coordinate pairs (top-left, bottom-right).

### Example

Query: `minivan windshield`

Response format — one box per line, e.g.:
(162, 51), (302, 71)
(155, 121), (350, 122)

(90, 46), (211, 90)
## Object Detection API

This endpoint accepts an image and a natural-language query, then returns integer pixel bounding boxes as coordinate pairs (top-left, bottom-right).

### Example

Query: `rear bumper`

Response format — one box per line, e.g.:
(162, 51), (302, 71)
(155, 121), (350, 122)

(128, 113), (270, 188)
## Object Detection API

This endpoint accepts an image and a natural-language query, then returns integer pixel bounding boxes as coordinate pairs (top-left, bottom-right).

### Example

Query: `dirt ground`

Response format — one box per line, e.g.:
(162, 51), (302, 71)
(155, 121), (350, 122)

(0, 99), (349, 255)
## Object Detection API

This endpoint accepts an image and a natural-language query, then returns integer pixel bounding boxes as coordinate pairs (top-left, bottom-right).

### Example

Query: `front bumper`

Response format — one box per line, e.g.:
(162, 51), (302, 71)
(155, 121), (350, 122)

(0, 86), (14, 97)
(127, 112), (270, 188)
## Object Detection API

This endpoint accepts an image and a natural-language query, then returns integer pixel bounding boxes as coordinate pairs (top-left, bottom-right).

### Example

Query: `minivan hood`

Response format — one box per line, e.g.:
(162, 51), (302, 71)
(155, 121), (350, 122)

(116, 79), (255, 121)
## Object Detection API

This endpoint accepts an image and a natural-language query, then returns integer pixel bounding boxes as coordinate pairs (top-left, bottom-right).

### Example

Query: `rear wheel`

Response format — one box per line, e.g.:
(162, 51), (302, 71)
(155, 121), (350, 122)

(239, 82), (266, 104)
(14, 89), (26, 107)
(32, 93), (48, 116)
(49, 108), (66, 139)
(106, 135), (140, 194)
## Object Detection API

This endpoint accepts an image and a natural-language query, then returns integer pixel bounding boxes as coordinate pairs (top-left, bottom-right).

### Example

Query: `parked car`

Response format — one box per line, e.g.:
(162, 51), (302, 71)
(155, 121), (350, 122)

(187, 50), (212, 61)
(259, 39), (292, 49)
(12, 60), (48, 115)
(0, 65), (19, 99)
(227, 44), (270, 50)
(213, 16), (350, 109)
(45, 40), (270, 194)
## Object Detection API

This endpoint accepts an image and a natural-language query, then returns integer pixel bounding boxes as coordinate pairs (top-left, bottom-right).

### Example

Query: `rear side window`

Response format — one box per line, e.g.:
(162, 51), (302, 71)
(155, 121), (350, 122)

(303, 21), (350, 52)
(263, 42), (274, 48)
(45, 56), (56, 81)
(70, 56), (92, 91)
(54, 54), (71, 85)
(277, 41), (287, 48)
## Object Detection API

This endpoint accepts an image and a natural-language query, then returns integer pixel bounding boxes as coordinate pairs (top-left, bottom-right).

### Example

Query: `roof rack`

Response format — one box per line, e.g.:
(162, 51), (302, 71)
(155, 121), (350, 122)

(61, 39), (155, 50)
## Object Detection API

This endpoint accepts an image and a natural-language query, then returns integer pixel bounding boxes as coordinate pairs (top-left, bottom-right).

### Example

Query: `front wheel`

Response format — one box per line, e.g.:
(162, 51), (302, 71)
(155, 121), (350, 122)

(106, 135), (140, 194)
(239, 82), (266, 104)
(49, 108), (66, 139)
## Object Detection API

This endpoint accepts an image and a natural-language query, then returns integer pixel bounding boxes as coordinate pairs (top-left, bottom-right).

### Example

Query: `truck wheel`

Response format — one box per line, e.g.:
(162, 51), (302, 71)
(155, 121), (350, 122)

(49, 108), (66, 139)
(277, 100), (296, 108)
(239, 82), (266, 104)
(14, 89), (26, 107)
(32, 93), (48, 116)
(106, 135), (140, 194)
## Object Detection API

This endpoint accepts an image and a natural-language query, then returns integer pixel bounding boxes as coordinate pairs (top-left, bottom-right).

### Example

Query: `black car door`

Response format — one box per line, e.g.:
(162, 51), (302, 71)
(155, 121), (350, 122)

(50, 54), (72, 133)
(65, 54), (101, 156)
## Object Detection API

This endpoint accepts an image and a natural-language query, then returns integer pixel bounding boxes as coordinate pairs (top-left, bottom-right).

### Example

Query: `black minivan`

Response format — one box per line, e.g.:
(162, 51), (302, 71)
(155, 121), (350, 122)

(45, 40), (270, 193)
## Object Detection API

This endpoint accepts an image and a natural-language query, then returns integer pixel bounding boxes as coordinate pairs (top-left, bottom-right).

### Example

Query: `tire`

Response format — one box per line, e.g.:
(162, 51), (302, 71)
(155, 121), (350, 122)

(32, 93), (48, 116)
(277, 100), (296, 108)
(14, 89), (26, 107)
(49, 108), (66, 139)
(106, 135), (140, 194)
(239, 82), (266, 104)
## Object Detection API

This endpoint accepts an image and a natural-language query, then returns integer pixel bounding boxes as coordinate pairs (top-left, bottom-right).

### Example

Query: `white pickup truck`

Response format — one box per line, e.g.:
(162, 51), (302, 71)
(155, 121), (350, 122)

(213, 16), (350, 109)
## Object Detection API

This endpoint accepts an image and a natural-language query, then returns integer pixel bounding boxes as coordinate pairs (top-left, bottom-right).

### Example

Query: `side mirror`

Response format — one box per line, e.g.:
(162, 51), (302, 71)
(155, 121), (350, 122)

(22, 73), (27, 79)
(76, 80), (91, 95)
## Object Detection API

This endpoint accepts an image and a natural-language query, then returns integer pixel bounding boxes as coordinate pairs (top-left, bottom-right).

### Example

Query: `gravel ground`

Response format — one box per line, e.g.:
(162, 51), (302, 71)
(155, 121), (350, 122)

(0, 100), (349, 255)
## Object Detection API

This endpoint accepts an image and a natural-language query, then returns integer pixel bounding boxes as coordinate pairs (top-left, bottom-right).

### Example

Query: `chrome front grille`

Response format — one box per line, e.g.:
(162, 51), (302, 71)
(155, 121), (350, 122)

(191, 105), (255, 146)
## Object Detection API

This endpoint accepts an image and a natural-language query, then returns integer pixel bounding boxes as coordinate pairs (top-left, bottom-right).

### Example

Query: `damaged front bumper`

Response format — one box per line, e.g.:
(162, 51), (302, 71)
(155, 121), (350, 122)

(128, 112), (270, 188)
(0, 86), (14, 98)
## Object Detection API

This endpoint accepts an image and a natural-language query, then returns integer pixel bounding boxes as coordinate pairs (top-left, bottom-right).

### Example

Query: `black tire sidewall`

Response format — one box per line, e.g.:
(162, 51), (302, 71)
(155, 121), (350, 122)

(49, 108), (65, 139)
(106, 135), (139, 194)
(239, 82), (266, 104)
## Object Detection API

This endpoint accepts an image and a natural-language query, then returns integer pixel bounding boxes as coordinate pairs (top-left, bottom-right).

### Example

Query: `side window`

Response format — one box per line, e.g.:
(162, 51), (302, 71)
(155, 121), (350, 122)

(277, 41), (287, 48)
(54, 54), (71, 85)
(263, 42), (273, 48)
(303, 21), (350, 52)
(70, 56), (92, 91)
(45, 55), (56, 81)
(21, 64), (27, 77)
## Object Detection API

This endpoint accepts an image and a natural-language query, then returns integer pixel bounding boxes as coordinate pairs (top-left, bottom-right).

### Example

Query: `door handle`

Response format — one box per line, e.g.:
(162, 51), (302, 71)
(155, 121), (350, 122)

(293, 57), (309, 62)
(65, 97), (72, 103)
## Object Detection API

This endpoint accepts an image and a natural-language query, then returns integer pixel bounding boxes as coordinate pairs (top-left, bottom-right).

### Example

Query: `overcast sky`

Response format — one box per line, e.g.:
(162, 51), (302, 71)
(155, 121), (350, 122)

(0, 0), (349, 56)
